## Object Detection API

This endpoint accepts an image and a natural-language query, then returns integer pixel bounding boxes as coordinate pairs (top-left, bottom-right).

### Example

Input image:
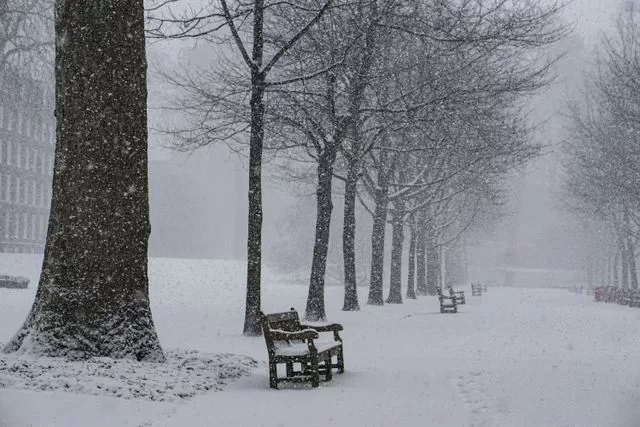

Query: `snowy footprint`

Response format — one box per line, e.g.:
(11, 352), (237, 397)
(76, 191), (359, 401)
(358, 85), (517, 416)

(454, 370), (495, 427)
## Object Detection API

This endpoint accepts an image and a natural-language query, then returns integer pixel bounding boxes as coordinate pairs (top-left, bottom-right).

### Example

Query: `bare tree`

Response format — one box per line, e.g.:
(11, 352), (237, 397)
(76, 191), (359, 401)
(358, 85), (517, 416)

(148, 0), (333, 333)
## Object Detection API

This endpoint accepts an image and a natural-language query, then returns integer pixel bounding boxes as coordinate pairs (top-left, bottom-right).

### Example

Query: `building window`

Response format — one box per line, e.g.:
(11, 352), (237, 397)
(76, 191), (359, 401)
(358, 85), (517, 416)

(31, 214), (36, 240)
(22, 213), (27, 239)
(21, 179), (27, 204)
(5, 175), (10, 203)
(14, 177), (20, 204)
(1, 141), (7, 165)
(42, 214), (48, 237)
(4, 213), (10, 239)
(14, 213), (19, 238)
(6, 142), (11, 166)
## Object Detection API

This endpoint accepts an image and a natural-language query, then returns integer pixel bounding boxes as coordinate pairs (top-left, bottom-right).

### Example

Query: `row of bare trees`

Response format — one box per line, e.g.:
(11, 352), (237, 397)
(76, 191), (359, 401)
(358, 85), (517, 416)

(148, 0), (565, 332)
(565, 5), (640, 289)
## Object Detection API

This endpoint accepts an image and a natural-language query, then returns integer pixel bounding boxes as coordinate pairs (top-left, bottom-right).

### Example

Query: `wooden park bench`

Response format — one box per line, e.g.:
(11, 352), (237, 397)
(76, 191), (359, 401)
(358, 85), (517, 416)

(436, 287), (457, 313)
(259, 308), (344, 389)
(630, 291), (640, 308)
(618, 289), (632, 306)
(471, 282), (482, 296)
(448, 287), (466, 305)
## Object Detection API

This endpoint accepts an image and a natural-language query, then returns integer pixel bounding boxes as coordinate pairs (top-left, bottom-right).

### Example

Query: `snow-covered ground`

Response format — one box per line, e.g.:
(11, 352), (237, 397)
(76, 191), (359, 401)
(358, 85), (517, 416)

(1, 254), (640, 426)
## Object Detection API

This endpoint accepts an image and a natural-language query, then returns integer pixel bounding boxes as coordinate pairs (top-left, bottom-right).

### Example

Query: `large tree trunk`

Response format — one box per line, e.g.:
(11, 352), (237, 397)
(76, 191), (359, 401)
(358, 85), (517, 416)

(305, 151), (336, 321)
(342, 163), (360, 311)
(3, 0), (163, 360)
(406, 222), (417, 299)
(386, 214), (404, 304)
(367, 185), (389, 306)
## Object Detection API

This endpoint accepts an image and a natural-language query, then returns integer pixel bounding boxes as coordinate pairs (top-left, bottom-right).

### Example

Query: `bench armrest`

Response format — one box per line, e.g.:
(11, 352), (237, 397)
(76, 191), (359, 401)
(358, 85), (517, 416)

(269, 328), (319, 341)
(300, 323), (343, 333)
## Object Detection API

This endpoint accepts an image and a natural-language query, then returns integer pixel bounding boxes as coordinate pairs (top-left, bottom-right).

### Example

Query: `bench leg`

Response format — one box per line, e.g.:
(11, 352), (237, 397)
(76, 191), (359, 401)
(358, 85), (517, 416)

(310, 354), (320, 388)
(269, 361), (278, 389)
(324, 355), (332, 381)
(337, 348), (345, 373)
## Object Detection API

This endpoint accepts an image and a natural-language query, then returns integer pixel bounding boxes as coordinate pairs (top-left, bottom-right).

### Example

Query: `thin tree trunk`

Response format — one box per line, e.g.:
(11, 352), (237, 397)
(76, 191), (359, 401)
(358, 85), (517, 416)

(426, 227), (439, 295)
(621, 236), (630, 289)
(415, 230), (427, 295)
(305, 151), (336, 321)
(342, 1), (379, 308)
(406, 221), (417, 299)
(342, 163), (360, 311)
(367, 186), (389, 305)
(242, 0), (266, 336)
(4, 0), (163, 360)
(386, 215), (404, 304)
(613, 249), (619, 287)
(629, 239), (638, 290)
(243, 74), (266, 335)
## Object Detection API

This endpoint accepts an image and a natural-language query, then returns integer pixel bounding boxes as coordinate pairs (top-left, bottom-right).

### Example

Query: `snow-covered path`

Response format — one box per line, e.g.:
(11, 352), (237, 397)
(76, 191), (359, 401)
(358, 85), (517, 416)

(2, 256), (640, 426)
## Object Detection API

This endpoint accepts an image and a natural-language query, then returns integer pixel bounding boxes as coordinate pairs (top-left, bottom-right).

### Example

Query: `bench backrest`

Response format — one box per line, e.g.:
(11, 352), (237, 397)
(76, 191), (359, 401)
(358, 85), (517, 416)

(259, 308), (303, 355)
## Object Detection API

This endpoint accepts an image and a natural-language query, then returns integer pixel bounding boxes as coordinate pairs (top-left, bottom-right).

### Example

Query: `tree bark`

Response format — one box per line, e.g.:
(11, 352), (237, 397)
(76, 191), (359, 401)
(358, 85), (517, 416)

(386, 214), (404, 304)
(243, 0), (266, 336)
(613, 249), (619, 287)
(342, 1), (379, 309)
(3, 0), (164, 360)
(342, 163), (360, 311)
(426, 226), (439, 295)
(305, 150), (336, 321)
(628, 238), (638, 289)
(367, 181), (389, 306)
(415, 230), (427, 295)
(243, 72), (266, 335)
(406, 221), (417, 299)
(621, 236), (630, 289)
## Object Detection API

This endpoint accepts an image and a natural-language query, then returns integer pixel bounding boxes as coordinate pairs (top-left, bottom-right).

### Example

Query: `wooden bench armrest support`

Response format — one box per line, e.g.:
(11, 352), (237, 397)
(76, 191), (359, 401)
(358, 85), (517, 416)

(269, 328), (319, 341)
(300, 323), (344, 333)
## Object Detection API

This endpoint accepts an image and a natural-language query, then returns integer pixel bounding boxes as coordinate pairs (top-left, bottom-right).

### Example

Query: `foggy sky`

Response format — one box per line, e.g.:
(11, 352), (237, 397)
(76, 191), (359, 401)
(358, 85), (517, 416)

(145, 0), (626, 280)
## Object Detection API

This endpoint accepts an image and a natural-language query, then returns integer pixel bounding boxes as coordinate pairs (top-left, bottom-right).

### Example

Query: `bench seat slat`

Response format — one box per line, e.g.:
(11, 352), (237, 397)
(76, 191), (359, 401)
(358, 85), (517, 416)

(275, 341), (342, 357)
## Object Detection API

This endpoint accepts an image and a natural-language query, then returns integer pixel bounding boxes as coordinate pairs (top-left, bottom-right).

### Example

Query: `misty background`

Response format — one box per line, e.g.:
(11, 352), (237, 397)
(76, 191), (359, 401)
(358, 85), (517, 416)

(144, 0), (619, 286)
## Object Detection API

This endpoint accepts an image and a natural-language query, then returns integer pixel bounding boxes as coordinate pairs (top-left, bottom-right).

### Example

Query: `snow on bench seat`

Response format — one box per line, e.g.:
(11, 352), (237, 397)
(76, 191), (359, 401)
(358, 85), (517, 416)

(275, 341), (342, 357)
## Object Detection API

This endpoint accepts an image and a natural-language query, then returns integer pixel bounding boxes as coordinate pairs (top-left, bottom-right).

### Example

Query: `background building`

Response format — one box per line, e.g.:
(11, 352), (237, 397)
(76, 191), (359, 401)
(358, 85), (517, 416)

(0, 77), (54, 253)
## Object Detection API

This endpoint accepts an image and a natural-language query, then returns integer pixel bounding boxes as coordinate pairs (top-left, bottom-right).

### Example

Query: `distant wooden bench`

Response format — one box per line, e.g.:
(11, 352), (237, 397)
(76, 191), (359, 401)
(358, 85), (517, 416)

(618, 289), (632, 306)
(471, 282), (482, 296)
(448, 287), (465, 305)
(630, 291), (640, 308)
(259, 308), (344, 389)
(436, 287), (457, 313)
(0, 275), (29, 289)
